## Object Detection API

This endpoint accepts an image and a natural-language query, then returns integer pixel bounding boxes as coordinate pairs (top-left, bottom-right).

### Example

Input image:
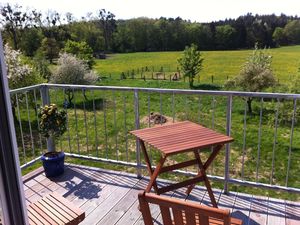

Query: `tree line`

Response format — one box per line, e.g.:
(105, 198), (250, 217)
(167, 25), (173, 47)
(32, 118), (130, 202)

(1, 3), (300, 59)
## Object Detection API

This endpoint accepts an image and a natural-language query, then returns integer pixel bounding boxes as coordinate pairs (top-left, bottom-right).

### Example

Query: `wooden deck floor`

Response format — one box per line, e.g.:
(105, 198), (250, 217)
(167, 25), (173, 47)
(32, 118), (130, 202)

(23, 164), (300, 225)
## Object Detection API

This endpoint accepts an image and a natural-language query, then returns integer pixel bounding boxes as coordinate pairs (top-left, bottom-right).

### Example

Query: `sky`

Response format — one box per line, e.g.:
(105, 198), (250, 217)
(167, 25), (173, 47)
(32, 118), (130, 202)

(5, 0), (300, 23)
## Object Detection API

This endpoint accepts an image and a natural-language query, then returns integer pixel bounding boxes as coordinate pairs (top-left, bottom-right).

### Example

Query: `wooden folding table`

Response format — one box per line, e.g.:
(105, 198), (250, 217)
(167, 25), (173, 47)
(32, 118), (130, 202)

(131, 121), (233, 208)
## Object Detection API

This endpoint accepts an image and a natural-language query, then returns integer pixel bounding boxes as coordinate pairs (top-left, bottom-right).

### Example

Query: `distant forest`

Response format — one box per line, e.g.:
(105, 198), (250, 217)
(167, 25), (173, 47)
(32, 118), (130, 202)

(1, 3), (300, 57)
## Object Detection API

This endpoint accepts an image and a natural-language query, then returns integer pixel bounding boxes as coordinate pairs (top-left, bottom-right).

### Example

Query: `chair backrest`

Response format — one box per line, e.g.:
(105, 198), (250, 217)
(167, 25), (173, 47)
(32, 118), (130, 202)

(138, 192), (232, 225)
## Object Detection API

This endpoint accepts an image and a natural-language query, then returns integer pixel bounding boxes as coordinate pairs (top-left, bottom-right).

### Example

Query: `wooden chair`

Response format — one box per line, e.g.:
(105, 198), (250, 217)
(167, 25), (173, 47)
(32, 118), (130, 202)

(138, 192), (242, 225)
(27, 192), (85, 225)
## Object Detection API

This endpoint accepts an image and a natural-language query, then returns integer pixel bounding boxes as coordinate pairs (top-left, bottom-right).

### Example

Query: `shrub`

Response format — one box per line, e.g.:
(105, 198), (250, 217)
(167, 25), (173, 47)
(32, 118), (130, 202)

(225, 44), (276, 113)
(63, 40), (95, 68)
(51, 52), (98, 85)
(38, 104), (67, 138)
(4, 43), (42, 90)
(51, 53), (98, 105)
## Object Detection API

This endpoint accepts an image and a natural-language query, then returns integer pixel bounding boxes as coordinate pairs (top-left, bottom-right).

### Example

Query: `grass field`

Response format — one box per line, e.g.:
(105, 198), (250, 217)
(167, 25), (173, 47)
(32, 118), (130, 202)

(95, 45), (300, 86)
(17, 46), (300, 200)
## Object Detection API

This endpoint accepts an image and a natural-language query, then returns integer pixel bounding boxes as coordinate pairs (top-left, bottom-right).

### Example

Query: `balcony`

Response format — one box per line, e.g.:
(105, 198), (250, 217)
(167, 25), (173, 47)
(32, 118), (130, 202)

(10, 84), (300, 224)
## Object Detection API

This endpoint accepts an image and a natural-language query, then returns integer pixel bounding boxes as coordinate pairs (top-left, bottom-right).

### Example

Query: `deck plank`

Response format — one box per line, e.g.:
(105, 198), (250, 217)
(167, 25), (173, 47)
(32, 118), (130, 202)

(231, 192), (253, 224)
(248, 194), (268, 225)
(285, 200), (300, 225)
(80, 172), (141, 225)
(217, 190), (238, 213)
(97, 178), (148, 225)
(267, 196), (286, 225)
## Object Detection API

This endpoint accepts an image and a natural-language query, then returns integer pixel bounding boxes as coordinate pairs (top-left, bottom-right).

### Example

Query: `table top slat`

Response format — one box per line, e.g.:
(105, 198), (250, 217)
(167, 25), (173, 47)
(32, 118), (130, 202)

(147, 133), (223, 147)
(130, 121), (233, 155)
(137, 128), (216, 141)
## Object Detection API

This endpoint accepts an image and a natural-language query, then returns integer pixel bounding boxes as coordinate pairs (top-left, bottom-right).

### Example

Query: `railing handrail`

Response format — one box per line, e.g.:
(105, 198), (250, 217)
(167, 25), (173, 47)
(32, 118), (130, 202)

(10, 83), (300, 99)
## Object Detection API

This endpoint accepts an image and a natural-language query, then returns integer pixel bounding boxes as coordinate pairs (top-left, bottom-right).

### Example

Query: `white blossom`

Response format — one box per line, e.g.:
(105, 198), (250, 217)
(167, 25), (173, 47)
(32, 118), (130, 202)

(4, 44), (36, 89)
(51, 52), (98, 85)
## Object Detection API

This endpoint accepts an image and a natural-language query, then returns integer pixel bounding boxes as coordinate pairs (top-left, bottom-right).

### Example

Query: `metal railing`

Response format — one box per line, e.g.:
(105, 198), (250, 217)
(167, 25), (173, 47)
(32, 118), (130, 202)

(10, 83), (300, 194)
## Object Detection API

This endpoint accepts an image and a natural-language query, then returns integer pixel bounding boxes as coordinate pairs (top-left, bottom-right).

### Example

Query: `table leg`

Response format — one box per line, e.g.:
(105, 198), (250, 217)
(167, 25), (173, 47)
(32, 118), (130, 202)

(139, 140), (159, 193)
(145, 156), (166, 193)
(186, 145), (222, 195)
(186, 149), (218, 208)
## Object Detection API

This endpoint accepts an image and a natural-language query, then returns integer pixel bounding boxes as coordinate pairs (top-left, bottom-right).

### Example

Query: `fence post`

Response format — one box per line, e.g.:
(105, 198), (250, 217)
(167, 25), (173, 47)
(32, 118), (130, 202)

(224, 95), (232, 194)
(134, 89), (142, 178)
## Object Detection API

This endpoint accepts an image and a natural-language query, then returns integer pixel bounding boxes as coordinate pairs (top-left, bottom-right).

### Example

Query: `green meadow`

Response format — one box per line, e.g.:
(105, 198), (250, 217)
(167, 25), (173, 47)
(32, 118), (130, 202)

(95, 45), (300, 86)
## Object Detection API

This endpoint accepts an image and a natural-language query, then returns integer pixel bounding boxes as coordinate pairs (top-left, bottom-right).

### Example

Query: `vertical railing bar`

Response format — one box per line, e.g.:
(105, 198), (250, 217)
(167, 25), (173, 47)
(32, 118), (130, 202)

(82, 89), (89, 154)
(33, 89), (43, 154)
(211, 96), (216, 173)
(25, 92), (35, 157)
(147, 93), (152, 163)
(160, 92), (163, 125)
(113, 90), (118, 160)
(172, 92), (175, 123)
(198, 95), (201, 124)
(241, 101), (248, 180)
(73, 88), (80, 154)
(286, 99), (296, 186)
(123, 93), (128, 162)
(92, 90), (99, 158)
(256, 97), (264, 182)
(134, 89), (142, 178)
(54, 88), (63, 151)
(16, 93), (26, 163)
(270, 99), (279, 184)
(63, 89), (72, 153)
(185, 95), (188, 120)
(224, 95), (232, 194)
(103, 91), (108, 159)
(211, 96), (215, 129)
(148, 94), (151, 127)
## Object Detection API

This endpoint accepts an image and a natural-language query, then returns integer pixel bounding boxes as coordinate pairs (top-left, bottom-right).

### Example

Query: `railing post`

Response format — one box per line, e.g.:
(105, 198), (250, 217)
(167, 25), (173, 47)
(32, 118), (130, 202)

(41, 85), (50, 106)
(224, 95), (232, 194)
(134, 89), (142, 178)
(40, 85), (54, 152)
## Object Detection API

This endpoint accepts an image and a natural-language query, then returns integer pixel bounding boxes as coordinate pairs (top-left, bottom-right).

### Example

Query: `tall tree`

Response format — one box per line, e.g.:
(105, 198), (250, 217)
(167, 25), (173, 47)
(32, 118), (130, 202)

(215, 25), (237, 49)
(97, 9), (116, 52)
(283, 20), (300, 45)
(0, 3), (41, 49)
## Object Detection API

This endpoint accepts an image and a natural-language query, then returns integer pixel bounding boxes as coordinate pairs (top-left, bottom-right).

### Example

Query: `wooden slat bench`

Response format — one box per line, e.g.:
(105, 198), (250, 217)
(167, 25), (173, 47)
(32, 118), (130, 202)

(28, 192), (85, 225)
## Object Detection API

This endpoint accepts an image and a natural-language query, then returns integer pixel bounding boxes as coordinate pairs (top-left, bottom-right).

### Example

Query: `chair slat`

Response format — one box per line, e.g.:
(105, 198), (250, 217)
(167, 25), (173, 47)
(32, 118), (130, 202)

(199, 214), (209, 225)
(185, 211), (197, 225)
(172, 208), (184, 225)
(160, 206), (173, 225)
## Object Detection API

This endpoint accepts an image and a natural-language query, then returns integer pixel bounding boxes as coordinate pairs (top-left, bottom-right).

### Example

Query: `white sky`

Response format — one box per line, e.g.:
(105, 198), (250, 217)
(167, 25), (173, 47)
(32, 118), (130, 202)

(4, 0), (300, 22)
